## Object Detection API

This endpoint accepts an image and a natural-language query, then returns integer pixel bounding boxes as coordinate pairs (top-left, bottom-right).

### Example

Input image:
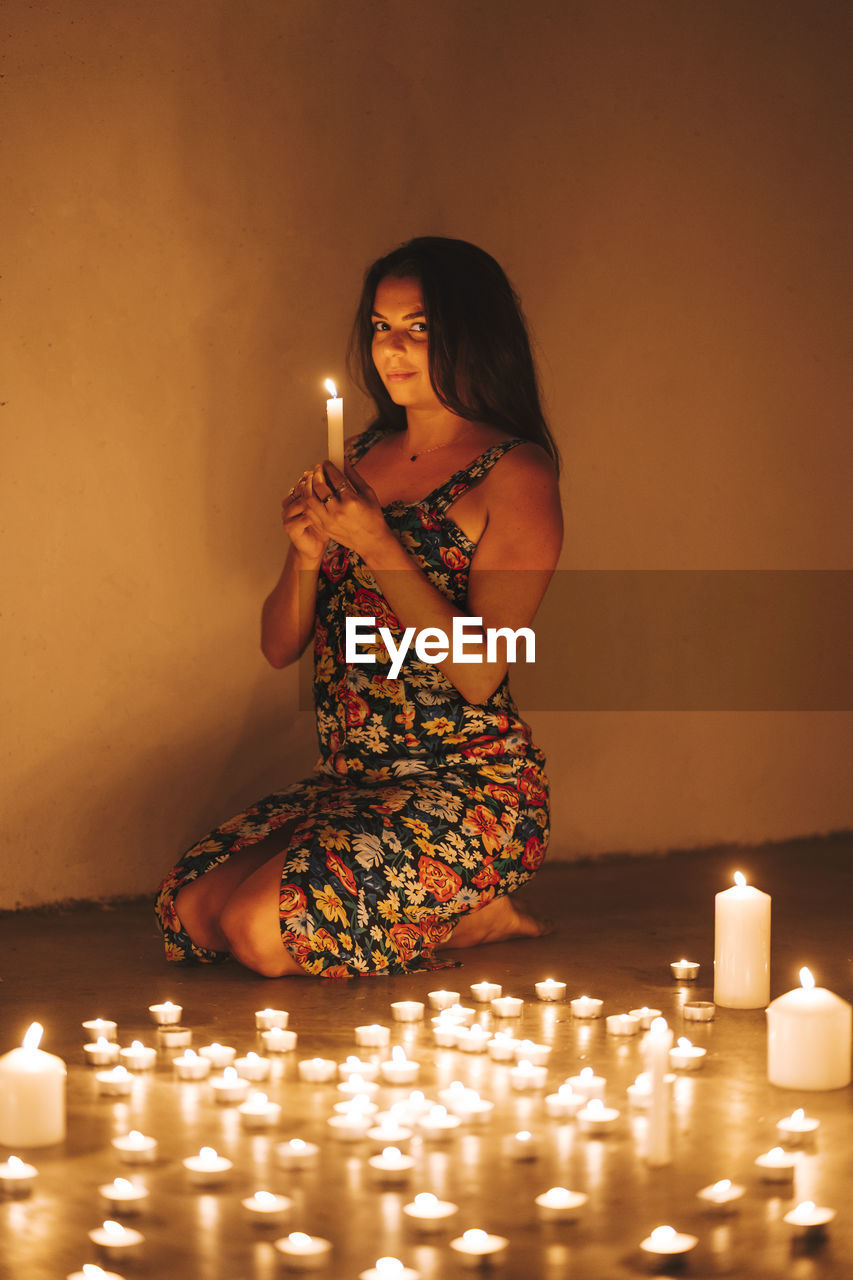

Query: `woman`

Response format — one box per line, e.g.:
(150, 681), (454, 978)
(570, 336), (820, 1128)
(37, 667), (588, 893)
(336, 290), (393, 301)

(155, 236), (563, 977)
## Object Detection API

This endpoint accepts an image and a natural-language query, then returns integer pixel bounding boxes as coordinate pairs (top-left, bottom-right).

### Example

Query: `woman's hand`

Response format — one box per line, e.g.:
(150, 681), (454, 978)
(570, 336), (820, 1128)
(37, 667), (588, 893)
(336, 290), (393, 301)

(301, 461), (395, 564)
(281, 470), (330, 565)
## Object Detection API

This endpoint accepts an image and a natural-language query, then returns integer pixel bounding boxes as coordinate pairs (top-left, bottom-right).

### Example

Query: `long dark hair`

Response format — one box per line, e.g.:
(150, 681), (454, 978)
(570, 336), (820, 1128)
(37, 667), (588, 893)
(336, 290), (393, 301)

(348, 236), (560, 472)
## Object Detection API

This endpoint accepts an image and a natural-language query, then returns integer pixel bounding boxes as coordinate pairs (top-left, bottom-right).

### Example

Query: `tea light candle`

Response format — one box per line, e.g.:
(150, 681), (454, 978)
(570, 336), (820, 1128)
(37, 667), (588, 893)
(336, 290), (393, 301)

(0, 1155), (38, 1196)
(427, 989), (460, 1011)
(696, 1178), (746, 1211)
(487, 1032), (519, 1062)
(359, 1259), (419, 1280)
(83, 1037), (121, 1067)
(754, 1146), (797, 1181)
(432, 1016), (462, 1049)
(242, 1190), (292, 1225)
(0, 1022), (67, 1147)
(255, 1008), (289, 1030)
(507, 1129), (539, 1160)
(173, 1049), (210, 1080)
(606, 1013), (640, 1036)
(355, 1024), (391, 1049)
(88, 1220), (144, 1257)
(513, 1039), (550, 1066)
(544, 1084), (584, 1119)
(82, 1019), (118, 1042)
(199, 1042), (236, 1069)
(391, 1001), (425, 1023)
(338, 1056), (379, 1081)
(297, 1057), (337, 1083)
(274, 1231), (332, 1270)
(470, 981), (502, 1003)
(441, 1004), (476, 1027)
(368, 1145), (416, 1182)
(119, 1041), (156, 1072)
(367, 1116), (414, 1149)
(99, 1177), (149, 1216)
(567, 1067), (606, 1101)
(403, 1192), (459, 1233)
(640, 1225), (698, 1260)
(235, 1052), (271, 1082)
(183, 1146), (232, 1185)
(669, 1037), (707, 1070)
(509, 1059), (547, 1092)
(380, 1047), (420, 1085)
(238, 1091), (282, 1130)
(417, 1104), (461, 1140)
(67, 1267), (125, 1280)
(449, 1229), (509, 1266)
(776, 1108), (820, 1145)
(714, 870), (771, 1008)
(400, 1090), (430, 1120)
(456, 1024), (491, 1054)
(262, 1027), (297, 1054)
(210, 1066), (250, 1104)
(155, 1024), (191, 1049)
(628, 1007), (662, 1031)
(490, 995), (523, 1018)
(275, 1138), (319, 1169)
(783, 1200), (836, 1234)
(111, 1131), (158, 1165)
(670, 959), (700, 982)
(767, 967), (852, 1090)
(334, 1094), (378, 1117)
(328, 1112), (372, 1142)
(577, 1098), (620, 1135)
(96, 1066), (134, 1098)
(534, 1187), (588, 1223)
(535, 978), (566, 1002)
(148, 1001), (182, 1025)
(570, 995), (603, 1019)
(337, 1074), (380, 1100)
(683, 1001), (716, 1022)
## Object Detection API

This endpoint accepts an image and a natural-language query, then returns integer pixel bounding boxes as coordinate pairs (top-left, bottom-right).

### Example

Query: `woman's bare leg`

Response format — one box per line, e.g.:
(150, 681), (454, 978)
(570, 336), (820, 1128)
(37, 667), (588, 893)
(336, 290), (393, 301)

(219, 850), (306, 977)
(174, 824), (298, 954)
(440, 893), (551, 949)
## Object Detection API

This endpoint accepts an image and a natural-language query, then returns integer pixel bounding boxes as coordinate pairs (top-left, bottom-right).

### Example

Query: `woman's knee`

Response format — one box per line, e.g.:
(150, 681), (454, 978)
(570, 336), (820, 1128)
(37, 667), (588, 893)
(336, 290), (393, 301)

(219, 895), (301, 978)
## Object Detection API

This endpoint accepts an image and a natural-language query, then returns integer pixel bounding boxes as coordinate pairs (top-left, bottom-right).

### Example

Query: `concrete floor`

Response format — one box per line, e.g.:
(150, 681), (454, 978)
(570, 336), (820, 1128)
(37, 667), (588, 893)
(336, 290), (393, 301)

(1, 836), (852, 1280)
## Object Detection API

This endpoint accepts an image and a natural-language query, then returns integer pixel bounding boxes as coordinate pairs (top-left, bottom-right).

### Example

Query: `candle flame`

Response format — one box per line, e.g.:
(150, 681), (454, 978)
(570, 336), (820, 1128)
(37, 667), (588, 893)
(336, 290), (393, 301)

(375, 1260), (405, 1279)
(253, 1191), (277, 1207)
(462, 1229), (490, 1245)
(734, 870), (746, 887)
(83, 1267), (108, 1278)
(677, 1037), (692, 1049)
(414, 1193), (438, 1206)
(391, 1046), (406, 1063)
(8, 1156), (26, 1173)
(791, 1108), (805, 1122)
(104, 1220), (125, 1238)
(131, 1040), (144, 1051)
(324, 379), (338, 399)
(382, 1146), (402, 1159)
(199, 1146), (218, 1160)
(23, 1022), (44, 1051)
(712, 1179), (731, 1194)
(289, 1232), (312, 1246)
(113, 1178), (133, 1192)
(650, 1016), (668, 1033)
(799, 966), (815, 990)
(650, 1226), (676, 1244)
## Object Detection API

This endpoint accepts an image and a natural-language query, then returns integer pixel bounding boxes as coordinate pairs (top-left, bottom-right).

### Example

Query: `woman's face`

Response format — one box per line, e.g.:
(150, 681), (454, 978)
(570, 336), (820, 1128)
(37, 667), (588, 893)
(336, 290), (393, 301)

(371, 276), (440, 412)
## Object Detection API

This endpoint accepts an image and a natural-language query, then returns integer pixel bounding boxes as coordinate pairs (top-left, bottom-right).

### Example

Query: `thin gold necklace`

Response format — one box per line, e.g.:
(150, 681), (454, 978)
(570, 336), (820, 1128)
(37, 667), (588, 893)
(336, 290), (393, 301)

(406, 432), (470, 463)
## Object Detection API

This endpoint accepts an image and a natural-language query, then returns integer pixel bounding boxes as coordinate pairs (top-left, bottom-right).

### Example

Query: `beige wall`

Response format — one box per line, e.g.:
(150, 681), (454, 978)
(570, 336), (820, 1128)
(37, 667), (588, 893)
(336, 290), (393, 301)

(3, 0), (851, 908)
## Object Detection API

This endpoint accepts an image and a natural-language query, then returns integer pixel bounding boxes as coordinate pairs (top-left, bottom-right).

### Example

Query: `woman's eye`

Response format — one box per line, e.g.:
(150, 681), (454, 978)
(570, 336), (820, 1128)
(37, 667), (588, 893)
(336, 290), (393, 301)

(372, 320), (390, 332)
(410, 322), (428, 335)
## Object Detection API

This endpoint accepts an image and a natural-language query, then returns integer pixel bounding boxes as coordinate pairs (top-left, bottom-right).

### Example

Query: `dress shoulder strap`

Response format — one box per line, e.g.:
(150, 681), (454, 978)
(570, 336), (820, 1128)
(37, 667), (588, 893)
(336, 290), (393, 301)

(346, 424), (386, 465)
(430, 437), (526, 515)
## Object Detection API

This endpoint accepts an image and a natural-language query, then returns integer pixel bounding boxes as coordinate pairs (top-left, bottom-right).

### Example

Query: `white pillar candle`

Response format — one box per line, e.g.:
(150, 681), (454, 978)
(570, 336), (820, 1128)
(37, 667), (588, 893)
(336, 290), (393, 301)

(0, 1023), (66, 1148)
(644, 1017), (673, 1167)
(325, 380), (344, 472)
(714, 870), (771, 1008)
(767, 967), (852, 1090)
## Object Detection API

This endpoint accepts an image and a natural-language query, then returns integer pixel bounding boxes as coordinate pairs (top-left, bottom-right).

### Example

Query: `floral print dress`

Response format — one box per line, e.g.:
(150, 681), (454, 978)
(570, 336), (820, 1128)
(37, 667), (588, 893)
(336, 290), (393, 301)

(155, 427), (550, 976)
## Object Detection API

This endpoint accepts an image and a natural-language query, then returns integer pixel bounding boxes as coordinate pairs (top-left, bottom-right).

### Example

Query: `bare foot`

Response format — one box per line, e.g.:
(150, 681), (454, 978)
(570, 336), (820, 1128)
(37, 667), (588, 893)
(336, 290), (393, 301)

(440, 894), (553, 950)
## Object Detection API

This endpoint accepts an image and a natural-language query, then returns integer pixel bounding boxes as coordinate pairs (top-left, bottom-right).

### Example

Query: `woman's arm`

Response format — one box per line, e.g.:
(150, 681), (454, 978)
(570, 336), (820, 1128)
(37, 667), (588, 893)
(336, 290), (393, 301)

(306, 445), (563, 702)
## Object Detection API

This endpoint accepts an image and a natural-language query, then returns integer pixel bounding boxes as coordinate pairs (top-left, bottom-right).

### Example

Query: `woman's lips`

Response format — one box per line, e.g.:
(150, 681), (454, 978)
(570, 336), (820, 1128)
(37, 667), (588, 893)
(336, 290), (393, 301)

(385, 371), (415, 381)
